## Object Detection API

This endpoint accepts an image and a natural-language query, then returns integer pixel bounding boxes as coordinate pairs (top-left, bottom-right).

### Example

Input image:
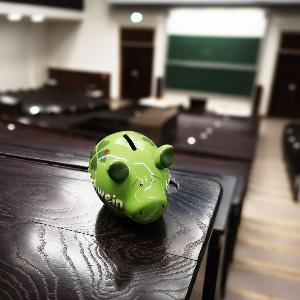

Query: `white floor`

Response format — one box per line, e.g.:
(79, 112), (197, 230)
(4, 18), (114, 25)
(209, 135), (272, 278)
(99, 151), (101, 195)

(225, 118), (300, 300)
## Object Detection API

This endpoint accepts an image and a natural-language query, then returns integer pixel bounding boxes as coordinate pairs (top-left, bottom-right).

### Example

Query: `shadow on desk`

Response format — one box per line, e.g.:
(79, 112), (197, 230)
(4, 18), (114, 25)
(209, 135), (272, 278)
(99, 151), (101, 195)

(95, 207), (167, 289)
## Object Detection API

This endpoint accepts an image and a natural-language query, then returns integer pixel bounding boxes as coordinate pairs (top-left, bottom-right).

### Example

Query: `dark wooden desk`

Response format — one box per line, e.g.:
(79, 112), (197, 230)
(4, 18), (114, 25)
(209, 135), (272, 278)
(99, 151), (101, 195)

(282, 123), (300, 201)
(195, 172), (236, 300)
(0, 123), (247, 300)
(8, 86), (108, 115)
(172, 113), (258, 161)
(2, 103), (178, 146)
(0, 120), (93, 169)
(14, 106), (146, 138)
(12, 112), (110, 134)
(130, 108), (178, 144)
(0, 152), (221, 299)
(0, 120), (94, 156)
(173, 154), (250, 299)
(171, 125), (254, 297)
(71, 106), (145, 135)
(70, 106), (178, 144)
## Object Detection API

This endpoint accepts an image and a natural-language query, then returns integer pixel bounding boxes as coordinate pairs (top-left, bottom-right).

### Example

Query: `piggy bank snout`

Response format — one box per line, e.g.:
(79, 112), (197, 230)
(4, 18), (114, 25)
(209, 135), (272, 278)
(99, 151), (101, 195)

(130, 198), (168, 224)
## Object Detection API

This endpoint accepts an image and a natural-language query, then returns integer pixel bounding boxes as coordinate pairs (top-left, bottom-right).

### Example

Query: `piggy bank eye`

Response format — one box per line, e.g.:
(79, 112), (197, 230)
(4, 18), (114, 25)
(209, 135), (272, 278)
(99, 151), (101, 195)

(140, 183), (143, 187)
(107, 161), (129, 182)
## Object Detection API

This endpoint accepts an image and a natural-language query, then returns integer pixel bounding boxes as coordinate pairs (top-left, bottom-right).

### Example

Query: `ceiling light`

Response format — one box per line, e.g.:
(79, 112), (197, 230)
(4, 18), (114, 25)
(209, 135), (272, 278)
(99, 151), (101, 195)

(214, 120), (222, 128)
(130, 12), (143, 24)
(289, 136), (296, 143)
(200, 132), (207, 140)
(0, 95), (18, 105)
(31, 14), (45, 23)
(294, 142), (300, 150)
(29, 105), (41, 115)
(206, 127), (213, 135)
(46, 105), (62, 114)
(187, 137), (196, 145)
(7, 123), (16, 131)
(70, 105), (77, 112)
(7, 13), (22, 22)
(17, 117), (30, 125)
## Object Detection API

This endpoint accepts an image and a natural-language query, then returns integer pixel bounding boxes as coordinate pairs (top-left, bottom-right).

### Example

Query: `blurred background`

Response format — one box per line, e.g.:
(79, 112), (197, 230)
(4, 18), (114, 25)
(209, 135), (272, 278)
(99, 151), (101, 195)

(1, 0), (300, 299)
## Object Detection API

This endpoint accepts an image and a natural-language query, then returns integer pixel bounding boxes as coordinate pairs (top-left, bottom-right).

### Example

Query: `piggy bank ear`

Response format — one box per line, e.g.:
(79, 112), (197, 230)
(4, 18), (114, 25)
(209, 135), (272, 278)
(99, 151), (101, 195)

(155, 145), (174, 169)
(108, 161), (129, 182)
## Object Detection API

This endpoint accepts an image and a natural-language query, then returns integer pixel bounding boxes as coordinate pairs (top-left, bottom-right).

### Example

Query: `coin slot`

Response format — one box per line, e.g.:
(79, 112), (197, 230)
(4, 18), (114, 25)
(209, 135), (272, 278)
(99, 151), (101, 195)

(123, 134), (137, 151)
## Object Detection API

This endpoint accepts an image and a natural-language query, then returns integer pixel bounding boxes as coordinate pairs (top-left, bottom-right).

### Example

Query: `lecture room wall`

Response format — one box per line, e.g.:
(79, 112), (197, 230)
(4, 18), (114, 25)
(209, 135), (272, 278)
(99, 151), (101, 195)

(0, 1), (83, 92)
(257, 9), (300, 115)
(47, 0), (168, 99)
(47, 4), (300, 114)
(2, 0), (300, 116)
(45, 5), (300, 115)
(0, 0), (167, 98)
(0, 20), (48, 91)
(164, 8), (267, 103)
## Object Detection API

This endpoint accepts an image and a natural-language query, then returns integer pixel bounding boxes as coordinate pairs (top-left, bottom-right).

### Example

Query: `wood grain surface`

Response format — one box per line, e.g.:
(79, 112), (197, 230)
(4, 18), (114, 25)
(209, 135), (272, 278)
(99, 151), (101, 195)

(0, 120), (246, 298)
(0, 157), (220, 260)
(0, 215), (198, 300)
(0, 156), (221, 299)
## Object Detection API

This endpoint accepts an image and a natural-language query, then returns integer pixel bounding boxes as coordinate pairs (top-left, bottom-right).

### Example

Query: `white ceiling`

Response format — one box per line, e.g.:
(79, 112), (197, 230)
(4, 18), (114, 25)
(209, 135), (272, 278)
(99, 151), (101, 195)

(108, 0), (300, 5)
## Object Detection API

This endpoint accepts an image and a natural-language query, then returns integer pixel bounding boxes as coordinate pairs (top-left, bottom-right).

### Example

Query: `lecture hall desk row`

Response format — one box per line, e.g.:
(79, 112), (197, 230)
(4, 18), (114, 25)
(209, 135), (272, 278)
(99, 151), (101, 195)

(6, 104), (258, 165)
(4, 105), (177, 145)
(172, 112), (257, 162)
(0, 85), (109, 116)
(0, 120), (251, 299)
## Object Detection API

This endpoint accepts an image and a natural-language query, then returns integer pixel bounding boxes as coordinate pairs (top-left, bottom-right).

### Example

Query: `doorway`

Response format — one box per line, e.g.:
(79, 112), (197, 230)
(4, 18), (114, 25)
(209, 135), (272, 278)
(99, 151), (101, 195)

(269, 32), (300, 118)
(120, 28), (154, 101)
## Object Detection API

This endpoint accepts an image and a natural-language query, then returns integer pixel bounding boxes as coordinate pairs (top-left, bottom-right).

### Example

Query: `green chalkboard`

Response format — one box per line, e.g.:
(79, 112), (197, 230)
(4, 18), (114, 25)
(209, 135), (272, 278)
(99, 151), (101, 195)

(165, 65), (255, 97)
(168, 35), (260, 65)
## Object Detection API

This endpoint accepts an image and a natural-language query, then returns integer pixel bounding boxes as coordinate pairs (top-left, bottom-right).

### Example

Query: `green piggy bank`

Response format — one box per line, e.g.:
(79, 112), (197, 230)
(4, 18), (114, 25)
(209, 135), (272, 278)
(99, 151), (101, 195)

(88, 131), (174, 224)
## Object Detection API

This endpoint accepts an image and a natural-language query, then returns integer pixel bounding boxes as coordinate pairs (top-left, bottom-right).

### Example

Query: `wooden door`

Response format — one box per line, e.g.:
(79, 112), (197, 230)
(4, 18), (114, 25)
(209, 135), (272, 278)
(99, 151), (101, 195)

(120, 28), (154, 101)
(269, 32), (300, 118)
